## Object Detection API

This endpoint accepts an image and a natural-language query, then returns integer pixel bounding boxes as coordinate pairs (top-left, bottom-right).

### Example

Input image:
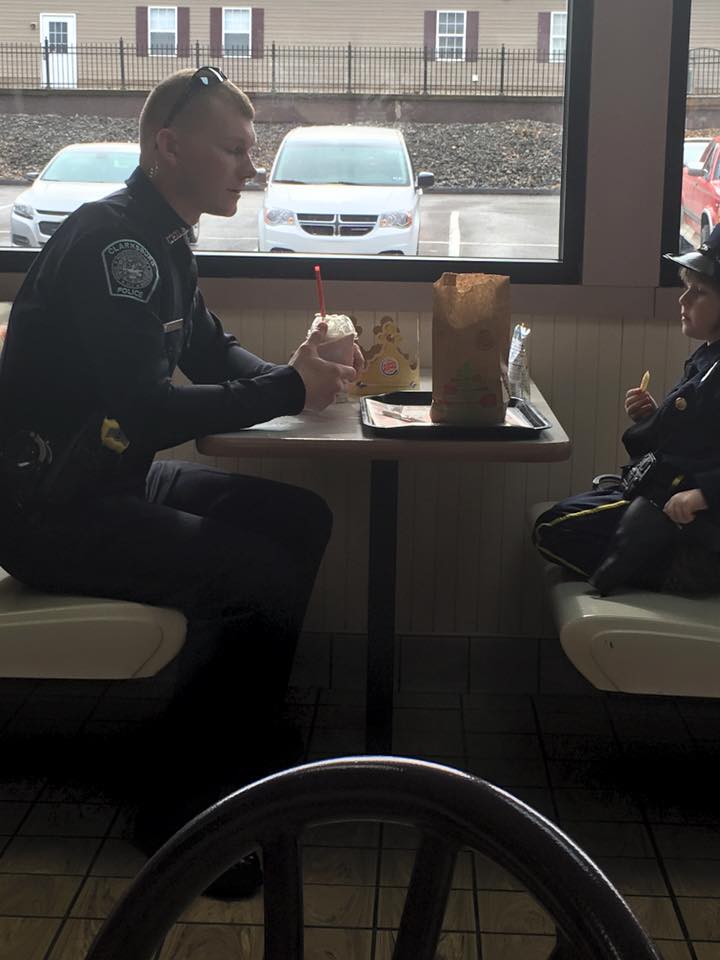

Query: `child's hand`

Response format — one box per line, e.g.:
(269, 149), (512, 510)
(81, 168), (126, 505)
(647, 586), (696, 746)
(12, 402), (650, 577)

(663, 488), (708, 524)
(625, 387), (657, 422)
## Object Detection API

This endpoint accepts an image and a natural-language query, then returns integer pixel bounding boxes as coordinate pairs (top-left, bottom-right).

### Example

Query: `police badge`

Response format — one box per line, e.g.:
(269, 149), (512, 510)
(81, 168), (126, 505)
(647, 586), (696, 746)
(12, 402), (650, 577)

(102, 239), (159, 303)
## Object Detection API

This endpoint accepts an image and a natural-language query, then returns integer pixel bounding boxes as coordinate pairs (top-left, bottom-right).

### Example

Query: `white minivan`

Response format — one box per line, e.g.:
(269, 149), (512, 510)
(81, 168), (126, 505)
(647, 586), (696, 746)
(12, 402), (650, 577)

(257, 126), (434, 255)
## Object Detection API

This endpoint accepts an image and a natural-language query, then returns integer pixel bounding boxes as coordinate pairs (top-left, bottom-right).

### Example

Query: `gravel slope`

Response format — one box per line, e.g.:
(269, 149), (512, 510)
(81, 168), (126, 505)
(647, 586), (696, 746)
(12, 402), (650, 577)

(0, 112), (562, 190)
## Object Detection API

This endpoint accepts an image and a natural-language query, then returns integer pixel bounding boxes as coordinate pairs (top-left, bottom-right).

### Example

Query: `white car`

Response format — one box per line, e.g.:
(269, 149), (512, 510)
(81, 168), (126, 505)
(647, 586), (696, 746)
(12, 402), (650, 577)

(11, 142), (141, 248)
(257, 126), (433, 256)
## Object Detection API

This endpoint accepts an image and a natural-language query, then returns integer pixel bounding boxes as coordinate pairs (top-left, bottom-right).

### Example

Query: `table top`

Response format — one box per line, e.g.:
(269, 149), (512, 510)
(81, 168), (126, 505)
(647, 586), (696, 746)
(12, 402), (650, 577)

(197, 379), (571, 462)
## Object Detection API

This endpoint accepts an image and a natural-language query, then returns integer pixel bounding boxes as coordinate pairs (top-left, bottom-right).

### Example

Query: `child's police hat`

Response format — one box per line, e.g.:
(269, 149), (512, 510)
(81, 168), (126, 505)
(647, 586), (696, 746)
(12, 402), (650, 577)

(664, 224), (720, 280)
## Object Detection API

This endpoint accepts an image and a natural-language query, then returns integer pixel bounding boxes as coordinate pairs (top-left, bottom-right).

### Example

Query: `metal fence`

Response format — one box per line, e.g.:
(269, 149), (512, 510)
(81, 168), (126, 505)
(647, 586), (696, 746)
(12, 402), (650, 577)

(688, 48), (720, 96)
(0, 42), (567, 96)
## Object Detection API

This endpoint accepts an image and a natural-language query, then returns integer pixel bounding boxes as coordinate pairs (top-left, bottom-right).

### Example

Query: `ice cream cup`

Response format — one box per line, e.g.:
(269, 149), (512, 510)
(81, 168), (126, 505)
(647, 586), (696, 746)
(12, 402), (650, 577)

(316, 331), (356, 366)
(310, 314), (357, 399)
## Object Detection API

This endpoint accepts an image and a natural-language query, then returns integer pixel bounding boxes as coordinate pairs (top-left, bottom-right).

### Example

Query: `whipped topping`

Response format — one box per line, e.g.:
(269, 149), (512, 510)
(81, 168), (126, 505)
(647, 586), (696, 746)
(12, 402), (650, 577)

(311, 313), (356, 340)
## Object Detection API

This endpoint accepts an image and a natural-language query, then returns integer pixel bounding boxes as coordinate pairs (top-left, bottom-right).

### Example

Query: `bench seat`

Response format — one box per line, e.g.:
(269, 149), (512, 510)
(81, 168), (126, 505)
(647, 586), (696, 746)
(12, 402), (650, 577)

(532, 502), (720, 697)
(0, 567), (187, 680)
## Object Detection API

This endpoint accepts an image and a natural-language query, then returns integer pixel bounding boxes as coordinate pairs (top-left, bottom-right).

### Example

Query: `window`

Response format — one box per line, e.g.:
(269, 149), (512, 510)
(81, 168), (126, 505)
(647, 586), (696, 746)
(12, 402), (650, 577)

(273, 140), (411, 187)
(42, 147), (140, 184)
(149, 6), (177, 56)
(550, 11), (567, 62)
(665, 0), (720, 276)
(47, 20), (69, 54)
(223, 7), (251, 57)
(437, 10), (466, 62)
(1, 0), (591, 284)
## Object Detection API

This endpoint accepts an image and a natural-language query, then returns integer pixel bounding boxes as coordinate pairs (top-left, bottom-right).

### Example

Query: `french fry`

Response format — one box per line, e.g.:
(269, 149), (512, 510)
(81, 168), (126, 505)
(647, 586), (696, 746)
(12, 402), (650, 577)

(639, 370), (650, 392)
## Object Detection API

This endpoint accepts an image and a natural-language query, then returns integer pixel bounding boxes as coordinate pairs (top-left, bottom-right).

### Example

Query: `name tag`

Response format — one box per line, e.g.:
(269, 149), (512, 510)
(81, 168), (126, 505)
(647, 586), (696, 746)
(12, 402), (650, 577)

(163, 318), (184, 334)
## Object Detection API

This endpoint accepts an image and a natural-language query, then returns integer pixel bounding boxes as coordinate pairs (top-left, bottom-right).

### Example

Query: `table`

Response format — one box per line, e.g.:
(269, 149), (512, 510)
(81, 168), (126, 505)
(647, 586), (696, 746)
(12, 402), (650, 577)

(198, 381), (570, 752)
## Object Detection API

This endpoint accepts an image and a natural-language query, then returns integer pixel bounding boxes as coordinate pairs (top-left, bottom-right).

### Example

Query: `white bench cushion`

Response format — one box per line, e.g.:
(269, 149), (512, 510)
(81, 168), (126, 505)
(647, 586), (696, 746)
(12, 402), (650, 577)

(531, 502), (720, 697)
(0, 567), (186, 680)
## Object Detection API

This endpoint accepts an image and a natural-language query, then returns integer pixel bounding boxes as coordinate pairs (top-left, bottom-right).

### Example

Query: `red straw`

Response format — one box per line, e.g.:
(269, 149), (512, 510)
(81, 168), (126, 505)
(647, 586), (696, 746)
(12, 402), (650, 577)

(314, 264), (327, 318)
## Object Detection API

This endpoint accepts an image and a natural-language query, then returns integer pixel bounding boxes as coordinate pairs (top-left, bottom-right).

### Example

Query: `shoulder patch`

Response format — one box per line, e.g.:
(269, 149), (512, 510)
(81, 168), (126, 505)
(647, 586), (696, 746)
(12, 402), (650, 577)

(102, 239), (159, 304)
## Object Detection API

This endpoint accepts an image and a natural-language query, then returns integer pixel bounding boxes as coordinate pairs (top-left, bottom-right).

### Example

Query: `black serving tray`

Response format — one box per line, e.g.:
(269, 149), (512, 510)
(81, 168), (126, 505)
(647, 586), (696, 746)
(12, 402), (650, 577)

(360, 391), (551, 438)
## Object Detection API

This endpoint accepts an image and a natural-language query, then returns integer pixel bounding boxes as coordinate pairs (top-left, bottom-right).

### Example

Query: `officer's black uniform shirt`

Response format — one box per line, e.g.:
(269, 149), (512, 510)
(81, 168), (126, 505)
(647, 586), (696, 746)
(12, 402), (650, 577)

(0, 167), (305, 501)
(622, 338), (720, 512)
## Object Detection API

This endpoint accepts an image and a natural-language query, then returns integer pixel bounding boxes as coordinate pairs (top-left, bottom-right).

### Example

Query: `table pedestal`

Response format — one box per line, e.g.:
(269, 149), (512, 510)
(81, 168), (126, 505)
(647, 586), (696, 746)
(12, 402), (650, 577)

(366, 460), (399, 753)
(196, 379), (570, 755)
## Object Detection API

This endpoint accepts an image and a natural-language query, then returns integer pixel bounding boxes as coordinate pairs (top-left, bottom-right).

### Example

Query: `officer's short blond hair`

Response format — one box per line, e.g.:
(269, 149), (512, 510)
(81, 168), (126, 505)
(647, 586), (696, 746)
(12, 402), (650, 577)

(139, 69), (254, 151)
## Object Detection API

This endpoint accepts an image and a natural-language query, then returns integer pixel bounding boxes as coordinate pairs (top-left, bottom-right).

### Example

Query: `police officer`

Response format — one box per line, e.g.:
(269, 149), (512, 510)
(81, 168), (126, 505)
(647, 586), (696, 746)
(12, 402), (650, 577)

(0, 67), (361, 897)
(534, 226), (720, 595)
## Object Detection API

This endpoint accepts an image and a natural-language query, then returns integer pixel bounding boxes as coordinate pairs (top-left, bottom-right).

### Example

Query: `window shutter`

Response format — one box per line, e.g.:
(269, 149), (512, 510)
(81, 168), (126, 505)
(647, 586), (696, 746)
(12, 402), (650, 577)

(466, 10), (479, 62)
(251, 8), (265, 59)
(424, 10), (436, 61)
(136, 6), (148, 57)
(537, 12), (551, 63)
(177, 7), (190, 57)
(210, 7), (222, 58)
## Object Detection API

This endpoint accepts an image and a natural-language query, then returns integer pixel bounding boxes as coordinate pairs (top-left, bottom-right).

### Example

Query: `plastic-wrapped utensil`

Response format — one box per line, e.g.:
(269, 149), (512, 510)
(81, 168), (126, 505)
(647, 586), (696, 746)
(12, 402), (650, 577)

(508, 322), (531, 401)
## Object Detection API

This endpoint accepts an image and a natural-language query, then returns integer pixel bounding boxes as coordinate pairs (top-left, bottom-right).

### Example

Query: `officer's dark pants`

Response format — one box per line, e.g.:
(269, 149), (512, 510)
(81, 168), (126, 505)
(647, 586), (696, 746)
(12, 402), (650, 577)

(0, 460), (332, 780)
(534, 486), (720, 590)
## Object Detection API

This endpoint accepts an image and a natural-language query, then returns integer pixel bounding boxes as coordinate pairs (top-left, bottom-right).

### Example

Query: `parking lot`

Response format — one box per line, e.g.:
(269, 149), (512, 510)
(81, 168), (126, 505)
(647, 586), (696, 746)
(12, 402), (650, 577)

(0, 184), (560, 259)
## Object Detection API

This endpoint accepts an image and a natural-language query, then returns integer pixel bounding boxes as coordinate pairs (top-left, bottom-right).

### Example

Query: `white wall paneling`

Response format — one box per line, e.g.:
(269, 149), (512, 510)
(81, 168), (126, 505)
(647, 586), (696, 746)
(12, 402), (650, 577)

(157, 305), (690, 637)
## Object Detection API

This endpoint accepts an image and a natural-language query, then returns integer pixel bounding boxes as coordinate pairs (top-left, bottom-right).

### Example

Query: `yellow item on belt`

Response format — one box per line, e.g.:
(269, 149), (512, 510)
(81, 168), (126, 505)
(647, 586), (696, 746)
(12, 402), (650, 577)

(100, 417), (130, 453)
(639, 370), (650, 392)
(671, 474), (685, 488)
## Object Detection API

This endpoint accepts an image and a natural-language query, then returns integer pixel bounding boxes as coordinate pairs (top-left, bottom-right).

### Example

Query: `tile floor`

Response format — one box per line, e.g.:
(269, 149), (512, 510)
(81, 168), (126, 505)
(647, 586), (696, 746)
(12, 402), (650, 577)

(1, 632), (720, 959)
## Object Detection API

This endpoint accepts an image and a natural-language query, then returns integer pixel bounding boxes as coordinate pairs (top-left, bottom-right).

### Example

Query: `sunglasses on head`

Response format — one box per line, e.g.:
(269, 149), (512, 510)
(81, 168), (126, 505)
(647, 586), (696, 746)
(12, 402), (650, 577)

(162, 65), (228, 128)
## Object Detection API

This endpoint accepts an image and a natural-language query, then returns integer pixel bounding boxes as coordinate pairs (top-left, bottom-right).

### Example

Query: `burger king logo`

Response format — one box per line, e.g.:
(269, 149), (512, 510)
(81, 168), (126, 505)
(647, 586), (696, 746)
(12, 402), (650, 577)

(381, 357), (399, 376)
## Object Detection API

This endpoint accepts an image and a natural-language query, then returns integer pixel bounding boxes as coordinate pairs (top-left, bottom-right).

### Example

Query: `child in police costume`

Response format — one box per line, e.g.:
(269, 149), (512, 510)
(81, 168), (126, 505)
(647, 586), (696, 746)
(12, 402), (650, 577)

(534, 225), (720, 596)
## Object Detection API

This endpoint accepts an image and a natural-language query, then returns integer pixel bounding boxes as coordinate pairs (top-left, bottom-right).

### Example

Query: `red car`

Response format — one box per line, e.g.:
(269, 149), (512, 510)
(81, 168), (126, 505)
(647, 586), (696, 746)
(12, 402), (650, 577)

(681, 135), (720, 248)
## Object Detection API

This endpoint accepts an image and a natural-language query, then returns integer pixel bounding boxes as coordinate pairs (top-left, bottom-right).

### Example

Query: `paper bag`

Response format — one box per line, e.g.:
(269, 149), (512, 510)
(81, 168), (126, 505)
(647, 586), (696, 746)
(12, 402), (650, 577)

(430, 273), (510, 426)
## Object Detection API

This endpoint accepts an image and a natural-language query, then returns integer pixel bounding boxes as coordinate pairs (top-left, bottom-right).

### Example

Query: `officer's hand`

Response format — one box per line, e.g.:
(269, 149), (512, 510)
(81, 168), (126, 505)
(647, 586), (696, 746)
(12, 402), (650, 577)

(663, 488), (708, 524)
(314, 334), (366, 375)
(289, 325), (357, 412)
(625, 387), (657, 422)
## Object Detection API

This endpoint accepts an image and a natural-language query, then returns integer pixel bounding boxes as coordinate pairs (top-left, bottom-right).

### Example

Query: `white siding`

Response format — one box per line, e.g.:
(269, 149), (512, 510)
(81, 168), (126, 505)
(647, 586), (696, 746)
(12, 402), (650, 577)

(2, 1), (567, 48)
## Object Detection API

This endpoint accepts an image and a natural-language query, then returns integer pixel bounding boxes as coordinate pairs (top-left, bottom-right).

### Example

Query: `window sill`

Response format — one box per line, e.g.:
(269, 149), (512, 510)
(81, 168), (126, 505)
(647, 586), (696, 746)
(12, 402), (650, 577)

(0, 248), (580, 285)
